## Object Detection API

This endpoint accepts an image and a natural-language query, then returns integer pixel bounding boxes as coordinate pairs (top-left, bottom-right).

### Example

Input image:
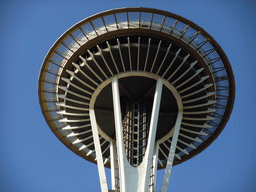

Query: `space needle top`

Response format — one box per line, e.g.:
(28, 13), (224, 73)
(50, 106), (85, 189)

(38, 7), (235, 192)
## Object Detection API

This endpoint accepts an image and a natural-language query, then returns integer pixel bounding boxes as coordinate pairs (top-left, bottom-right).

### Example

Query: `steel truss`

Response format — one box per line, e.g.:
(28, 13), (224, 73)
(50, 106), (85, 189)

(38, 7), (235, 192)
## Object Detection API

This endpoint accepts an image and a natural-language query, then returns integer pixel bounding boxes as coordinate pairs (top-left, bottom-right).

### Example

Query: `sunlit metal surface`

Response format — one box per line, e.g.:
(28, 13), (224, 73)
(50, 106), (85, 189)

(38, 7), (235, 192)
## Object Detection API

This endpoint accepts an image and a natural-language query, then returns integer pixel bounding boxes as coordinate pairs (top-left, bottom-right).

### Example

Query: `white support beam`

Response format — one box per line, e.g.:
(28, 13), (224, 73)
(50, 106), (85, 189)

(127, 37), (132, 71)
(183, 100), (217, 109)
(96, 45), (114, 76)
(137, 37), (140, 71)
(71, 62), (99, 86)
(150, 40), (162, 73)
(161, 111), (183, 192)
(89, 108), (109, 192)
(58, 86), (91, 100)
(111, 77), (127, 191)
(57, 94), (89, 105)
(176, 68), (204, 90)
(162, 48), (181, 78)
(142, 78), (163, 192)
(171, 61), (197, 84)
(156, 43), (172, 75)
(150, 143), (159, 192)
(182, 92), (216, 104)
(66, 129), (91, 137)
(61, 77), (94, 95)
(106, 41), (119, 73)
(111, 77), (163, 192)
(79, 140), (95, 151)
(59, 118), (90, 123)
(62, 124), (91, 130)
(144, 38), (151, 71)
(110, 141), (118, 190)
(117, 39), (126, 72)
(87, 50), (108, 79)
(167, 53), (190, 80)
(79, 55), (103, 83)
(178, 139), (196, 149)
(56, 102), (89, 111)
(183, 108), (216, 115)
(181, 84), (213, 99)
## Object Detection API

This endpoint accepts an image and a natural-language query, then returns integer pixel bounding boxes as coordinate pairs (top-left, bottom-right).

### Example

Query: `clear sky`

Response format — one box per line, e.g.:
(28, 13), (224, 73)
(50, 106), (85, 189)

(1, 0), (255, 191)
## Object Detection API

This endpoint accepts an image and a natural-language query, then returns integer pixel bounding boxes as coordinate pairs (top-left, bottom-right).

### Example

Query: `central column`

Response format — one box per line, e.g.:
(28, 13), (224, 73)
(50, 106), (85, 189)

(112, 77), (163, 192)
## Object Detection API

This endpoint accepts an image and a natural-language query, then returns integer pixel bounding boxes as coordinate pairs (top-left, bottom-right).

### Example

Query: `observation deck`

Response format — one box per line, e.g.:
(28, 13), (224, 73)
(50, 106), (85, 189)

(38, 7), (235, 191)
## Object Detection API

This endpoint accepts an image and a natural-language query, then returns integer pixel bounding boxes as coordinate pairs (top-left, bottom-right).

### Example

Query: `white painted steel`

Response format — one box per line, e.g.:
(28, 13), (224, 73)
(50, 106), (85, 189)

(144, 38), (151, 71)
(111, 77), (163, 192)
(156, 43), (172, 75)
(180, 127), (208, 136)
(181, 122), (212, 128)
(176, 68), (204, 90)
(183, 100), (217, 109)
(178, 74), (209, 93)
(161, 111), (183, 192)
(106, 41), (119, 73)
(59, 118), (90, 123)
(158, 158), (164, 167)
(96, 45), (114, 76)
(141, 78), (163, 192)
(62, 124), (91, 130)
(54, 25), (218, 191)
(71, 62), (99, 86)
(66, 129), (91, 137)
(127, 37), (132, 71)
(38, 8), (235, 192)
(183, 108), (216, 115)
(110, 141), (118, 191)
(90, 71), (182, 144)
(79, 140), (95, 151)
(117, 39), (126, 72)
(182, 115), (215, 121)
(87, 50), (108, 79)
(171, 60), (198, 84)
(183, 92), (216, 104)
(79, 55), (104, 83)
(167, 53), (190, 80)
(178, 139), (196, 149)
(89, 108), (109, 192)
(61, 76), (94, 94)
(179, 133), (203, 142)
(137, 37), (140, 71)
(176, 145), (189, 155)
(150, 40), (162, 73)
(111, 77), (127, 191)
(58, 86), (91, 100)
(181, 84), (213, 99)
(151, 143), (159, 192)
(72, 134), (93, 144)
(162, 48), (181, 78)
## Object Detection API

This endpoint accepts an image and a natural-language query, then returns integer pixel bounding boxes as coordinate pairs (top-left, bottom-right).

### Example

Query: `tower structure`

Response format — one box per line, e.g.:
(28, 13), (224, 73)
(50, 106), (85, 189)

(38, 8), (235, 192)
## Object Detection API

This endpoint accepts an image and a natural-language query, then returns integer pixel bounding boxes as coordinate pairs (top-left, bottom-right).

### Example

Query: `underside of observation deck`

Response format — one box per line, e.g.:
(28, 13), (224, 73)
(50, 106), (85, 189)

(38, 8), (235, 191)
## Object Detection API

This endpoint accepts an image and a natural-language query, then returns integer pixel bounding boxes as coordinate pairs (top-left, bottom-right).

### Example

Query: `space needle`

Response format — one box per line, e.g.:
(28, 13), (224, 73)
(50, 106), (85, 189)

(38, 7), (235, 192)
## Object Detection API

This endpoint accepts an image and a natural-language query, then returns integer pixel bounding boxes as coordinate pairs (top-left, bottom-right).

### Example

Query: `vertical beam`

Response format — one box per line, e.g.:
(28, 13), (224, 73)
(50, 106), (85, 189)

(141, 78), (163, 192)
(110, 141), (118, 191)
(89, 109), (109, 192)
(112, 77), (164, 192)
(111, 77), (127, 192)
(150, 143), (159, 192)
(137, 37), (140, 71)
(161, 111), (183, 192)
(144, 38), (151, 71)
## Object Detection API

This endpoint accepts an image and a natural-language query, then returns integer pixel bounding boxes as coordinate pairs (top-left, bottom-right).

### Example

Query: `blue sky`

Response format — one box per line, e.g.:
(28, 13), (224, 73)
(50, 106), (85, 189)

(1, 0), (255, 191)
